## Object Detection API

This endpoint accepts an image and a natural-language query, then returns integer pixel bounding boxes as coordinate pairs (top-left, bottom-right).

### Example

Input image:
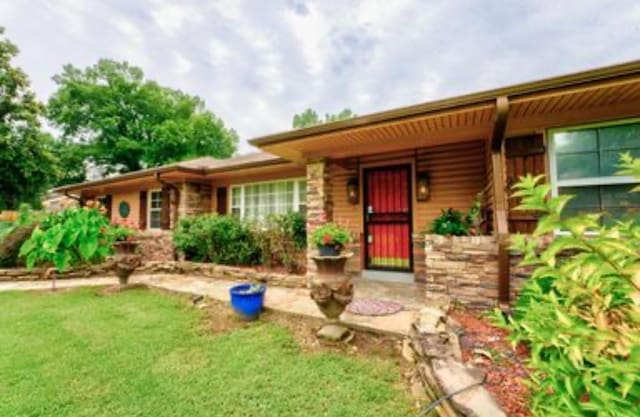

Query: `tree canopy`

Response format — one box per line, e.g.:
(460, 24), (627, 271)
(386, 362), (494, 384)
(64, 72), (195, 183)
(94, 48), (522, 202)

(292, 108), (355, 128)
(47, 59), (238, 174)
(0, 27), (58, 210)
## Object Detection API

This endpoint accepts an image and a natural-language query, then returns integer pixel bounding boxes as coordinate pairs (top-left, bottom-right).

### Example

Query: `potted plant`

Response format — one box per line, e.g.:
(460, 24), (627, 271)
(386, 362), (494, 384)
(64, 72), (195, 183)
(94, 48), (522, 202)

(311, 223), (352, 256)
(229, 283), (266, 320)
(110, 226), (141, 285)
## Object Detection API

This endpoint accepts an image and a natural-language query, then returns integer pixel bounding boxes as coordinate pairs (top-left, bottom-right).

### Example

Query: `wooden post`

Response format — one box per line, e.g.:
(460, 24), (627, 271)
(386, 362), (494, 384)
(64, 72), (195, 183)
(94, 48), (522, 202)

(490, 96), (511, 303)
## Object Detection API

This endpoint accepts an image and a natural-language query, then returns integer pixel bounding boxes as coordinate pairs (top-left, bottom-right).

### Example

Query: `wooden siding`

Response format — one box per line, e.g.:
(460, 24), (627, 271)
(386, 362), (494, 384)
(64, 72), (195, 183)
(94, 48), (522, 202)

(331, 139), (488, 270)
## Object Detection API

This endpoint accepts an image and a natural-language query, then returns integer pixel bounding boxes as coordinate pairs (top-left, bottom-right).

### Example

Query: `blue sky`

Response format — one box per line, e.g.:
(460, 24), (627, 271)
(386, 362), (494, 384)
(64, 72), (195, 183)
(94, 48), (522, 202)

(2, 0), (639, 154)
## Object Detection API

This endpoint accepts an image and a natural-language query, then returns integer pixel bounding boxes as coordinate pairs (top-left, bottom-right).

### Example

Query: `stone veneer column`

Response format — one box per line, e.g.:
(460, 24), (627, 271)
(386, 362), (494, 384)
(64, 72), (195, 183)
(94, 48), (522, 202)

(306, 159), (333, 275)
(177, 182), (212, 221)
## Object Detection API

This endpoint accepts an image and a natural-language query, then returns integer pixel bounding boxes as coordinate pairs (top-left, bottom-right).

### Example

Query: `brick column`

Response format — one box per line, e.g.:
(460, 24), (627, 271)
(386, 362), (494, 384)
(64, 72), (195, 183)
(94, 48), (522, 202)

(306, 159), (333, 274)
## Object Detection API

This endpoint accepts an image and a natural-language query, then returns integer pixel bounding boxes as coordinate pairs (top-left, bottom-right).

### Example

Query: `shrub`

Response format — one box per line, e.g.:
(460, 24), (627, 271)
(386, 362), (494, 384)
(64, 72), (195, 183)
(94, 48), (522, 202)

(431, 208), (469, 236)
(311, 222), (351, 249)
(493, 154), (640, 417)
(19, 207), (127, 271)
(0, 224), (36, 267)
(173, 214), (260, 265)
(0, 204), (40, 267)
(254, 212), (306, 273)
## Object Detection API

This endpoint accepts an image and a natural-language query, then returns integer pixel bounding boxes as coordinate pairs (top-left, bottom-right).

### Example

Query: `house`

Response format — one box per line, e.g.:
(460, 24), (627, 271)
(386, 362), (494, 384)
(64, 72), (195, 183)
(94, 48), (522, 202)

(54, 60), (640, 306)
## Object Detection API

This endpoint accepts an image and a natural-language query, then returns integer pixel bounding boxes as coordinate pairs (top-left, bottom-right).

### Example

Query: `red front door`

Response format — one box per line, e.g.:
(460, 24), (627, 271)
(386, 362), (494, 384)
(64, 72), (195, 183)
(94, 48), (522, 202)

(363, 165), (412, 271)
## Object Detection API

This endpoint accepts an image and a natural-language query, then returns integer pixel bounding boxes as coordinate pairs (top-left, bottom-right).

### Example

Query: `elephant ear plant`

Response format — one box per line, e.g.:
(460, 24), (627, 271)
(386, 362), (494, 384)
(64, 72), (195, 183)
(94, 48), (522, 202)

(19, 206), (128, 272)
(493, 153), (640, 417)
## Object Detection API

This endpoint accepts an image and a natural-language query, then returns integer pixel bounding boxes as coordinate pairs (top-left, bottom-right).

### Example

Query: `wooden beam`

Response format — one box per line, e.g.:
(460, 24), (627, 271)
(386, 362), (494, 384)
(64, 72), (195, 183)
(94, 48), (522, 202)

(490, 96), (511, 303)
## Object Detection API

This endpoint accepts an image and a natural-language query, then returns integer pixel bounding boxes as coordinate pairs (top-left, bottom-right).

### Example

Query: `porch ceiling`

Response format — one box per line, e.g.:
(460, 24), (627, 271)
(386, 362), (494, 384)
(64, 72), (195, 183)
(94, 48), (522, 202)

(262, 104), (496, 161)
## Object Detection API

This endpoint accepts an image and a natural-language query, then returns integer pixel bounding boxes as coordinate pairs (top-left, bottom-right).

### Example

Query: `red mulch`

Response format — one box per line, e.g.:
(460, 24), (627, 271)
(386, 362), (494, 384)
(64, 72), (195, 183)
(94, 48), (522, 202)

(450, 309), (531, 417)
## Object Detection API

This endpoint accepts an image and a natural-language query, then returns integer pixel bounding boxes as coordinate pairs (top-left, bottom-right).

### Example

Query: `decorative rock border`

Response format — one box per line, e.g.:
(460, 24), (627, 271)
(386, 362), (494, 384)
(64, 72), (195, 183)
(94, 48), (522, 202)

(0, 261), (306, 289)
(139, 261), (307, 288)
(404, 305), (506, 417)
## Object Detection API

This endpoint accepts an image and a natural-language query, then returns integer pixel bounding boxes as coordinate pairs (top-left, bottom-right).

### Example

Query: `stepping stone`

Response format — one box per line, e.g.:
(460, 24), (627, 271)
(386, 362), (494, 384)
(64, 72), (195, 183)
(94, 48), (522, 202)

(317, 324), (351, 341)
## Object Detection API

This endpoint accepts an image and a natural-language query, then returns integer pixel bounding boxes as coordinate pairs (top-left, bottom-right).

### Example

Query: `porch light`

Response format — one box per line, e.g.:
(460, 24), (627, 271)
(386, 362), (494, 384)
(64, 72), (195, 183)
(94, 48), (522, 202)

(347, 177), (359, 204)
(416, 171), (430, 201)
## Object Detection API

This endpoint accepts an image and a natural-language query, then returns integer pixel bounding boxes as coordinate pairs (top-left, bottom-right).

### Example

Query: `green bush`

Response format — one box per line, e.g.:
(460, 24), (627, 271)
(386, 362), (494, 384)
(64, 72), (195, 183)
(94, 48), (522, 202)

(493, 154), (640, 417)
(430, 208), (470, 236)
(254, 212), (306, 273)
(19, 207), (127, 271)
(173, 214), (261, 265)
(0, 224), (36, 267)
(0, 204), (41, 267)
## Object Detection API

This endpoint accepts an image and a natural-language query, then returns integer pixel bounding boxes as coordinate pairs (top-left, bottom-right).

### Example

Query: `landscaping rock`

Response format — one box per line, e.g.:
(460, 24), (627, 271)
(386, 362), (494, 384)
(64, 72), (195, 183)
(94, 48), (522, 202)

(432, 358), (505, 417)
(317, 324), (351, 342)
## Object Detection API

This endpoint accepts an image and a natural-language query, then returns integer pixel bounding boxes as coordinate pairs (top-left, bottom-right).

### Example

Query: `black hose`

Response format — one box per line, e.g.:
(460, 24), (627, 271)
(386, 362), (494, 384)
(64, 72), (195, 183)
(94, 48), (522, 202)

(415, 374), (487, 417)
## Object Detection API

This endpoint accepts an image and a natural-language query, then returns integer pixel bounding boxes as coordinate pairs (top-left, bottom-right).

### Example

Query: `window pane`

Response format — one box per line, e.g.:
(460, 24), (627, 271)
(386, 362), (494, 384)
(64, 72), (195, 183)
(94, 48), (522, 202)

(560, 184), (640, 225)
(556, 153), (598, 180)
(598, 123), (640, 150)
(600, 148), (640, 176)
(298, 180), (307, 202)
(560, 186), (600, 209)
(150, 211), (161, 228)
(150, 191), (162, 209)
(554, 130), (597, 154)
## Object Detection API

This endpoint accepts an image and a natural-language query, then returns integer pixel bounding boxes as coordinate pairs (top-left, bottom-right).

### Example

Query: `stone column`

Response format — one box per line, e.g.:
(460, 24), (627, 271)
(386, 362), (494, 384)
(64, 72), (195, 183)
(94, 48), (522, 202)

(306, 159), (333, 274)
(177, 182), (212, 221)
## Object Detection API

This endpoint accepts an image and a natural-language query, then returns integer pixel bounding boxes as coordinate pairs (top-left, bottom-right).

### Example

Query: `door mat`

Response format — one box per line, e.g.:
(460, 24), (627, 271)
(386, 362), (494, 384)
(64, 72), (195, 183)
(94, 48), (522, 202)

(346, 298), (403, 316)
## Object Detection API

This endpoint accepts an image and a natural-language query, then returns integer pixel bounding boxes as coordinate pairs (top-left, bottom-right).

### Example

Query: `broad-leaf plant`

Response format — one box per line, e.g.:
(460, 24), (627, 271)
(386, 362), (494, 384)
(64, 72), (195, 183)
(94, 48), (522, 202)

(495, 153), (640, 416)
(19, 205), (129, 271)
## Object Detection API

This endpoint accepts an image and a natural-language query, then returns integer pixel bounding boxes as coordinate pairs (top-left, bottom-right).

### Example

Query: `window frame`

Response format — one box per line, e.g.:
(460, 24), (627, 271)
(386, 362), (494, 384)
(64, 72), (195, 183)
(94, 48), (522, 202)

(548, 118), (640, 230)
(147, 188), (163, 230)
(229, 177), (306, 220)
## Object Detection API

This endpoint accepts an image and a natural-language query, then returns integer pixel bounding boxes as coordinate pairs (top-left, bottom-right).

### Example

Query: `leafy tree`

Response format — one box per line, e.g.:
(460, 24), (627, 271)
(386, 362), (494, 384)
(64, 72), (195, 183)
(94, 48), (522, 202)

(50, 139), (90, 185)
(0, 27), (59, 209)
(494, 153), (640, 417)
(47, 59), (238, 174)
(292, 108), (355, 128)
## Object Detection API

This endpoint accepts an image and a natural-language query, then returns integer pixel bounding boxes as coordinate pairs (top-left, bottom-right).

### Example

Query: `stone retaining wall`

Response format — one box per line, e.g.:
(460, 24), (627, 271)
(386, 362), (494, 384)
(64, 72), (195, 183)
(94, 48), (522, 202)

(0, 263), (113, 281)
(405, 307), (506, 417)
(135, 231), (175, 262)
(139, 261), (306, 288)
(424, 234), (500, 309)
(0, 261), (306, 288)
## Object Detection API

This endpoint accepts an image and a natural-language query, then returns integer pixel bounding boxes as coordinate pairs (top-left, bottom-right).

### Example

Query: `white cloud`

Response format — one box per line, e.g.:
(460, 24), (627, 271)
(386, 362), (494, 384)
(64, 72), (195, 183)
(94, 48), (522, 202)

(1, 0), (639, 155)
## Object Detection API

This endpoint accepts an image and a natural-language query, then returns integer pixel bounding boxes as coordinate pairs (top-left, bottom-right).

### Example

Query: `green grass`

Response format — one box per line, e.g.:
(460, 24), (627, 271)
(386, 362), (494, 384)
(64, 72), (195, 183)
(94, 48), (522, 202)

(0, 288), (413, 417)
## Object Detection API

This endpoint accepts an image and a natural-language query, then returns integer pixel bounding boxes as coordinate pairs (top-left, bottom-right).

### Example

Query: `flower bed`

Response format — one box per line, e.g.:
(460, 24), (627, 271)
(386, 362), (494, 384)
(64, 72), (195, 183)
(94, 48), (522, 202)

(450, 309), (530, 417)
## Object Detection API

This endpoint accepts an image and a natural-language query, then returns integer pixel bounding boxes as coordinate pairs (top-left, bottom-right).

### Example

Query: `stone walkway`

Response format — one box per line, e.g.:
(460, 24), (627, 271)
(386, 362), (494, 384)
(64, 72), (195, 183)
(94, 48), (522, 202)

(0, 274), (420, 336)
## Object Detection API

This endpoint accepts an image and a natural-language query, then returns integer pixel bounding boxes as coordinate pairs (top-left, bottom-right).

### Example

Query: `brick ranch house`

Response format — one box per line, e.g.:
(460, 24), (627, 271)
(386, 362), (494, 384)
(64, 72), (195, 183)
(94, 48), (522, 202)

(54, 61), (640, 308)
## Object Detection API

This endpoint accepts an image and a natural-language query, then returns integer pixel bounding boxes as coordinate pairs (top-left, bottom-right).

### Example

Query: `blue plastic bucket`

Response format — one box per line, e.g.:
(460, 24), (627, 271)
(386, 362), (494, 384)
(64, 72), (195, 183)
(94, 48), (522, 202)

(229, 284), (266, 320)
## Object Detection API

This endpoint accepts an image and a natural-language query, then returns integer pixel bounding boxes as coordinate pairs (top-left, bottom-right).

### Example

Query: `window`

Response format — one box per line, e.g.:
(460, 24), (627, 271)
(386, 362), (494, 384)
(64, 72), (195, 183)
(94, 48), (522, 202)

(549, 120), (640, 226)
(148, 190), (162, 229)
(230, 179), (306, 220)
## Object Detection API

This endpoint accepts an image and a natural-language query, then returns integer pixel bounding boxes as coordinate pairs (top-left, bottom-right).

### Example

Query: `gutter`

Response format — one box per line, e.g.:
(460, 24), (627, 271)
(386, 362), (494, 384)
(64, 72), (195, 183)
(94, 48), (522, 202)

(249, 59), (640, 147)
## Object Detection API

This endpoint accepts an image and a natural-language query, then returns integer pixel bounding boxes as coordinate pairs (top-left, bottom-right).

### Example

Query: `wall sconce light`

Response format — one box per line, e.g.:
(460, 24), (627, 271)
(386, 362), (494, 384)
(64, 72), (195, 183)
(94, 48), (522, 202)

(416, 171), (430, 201)
(347, 177), (359, 205)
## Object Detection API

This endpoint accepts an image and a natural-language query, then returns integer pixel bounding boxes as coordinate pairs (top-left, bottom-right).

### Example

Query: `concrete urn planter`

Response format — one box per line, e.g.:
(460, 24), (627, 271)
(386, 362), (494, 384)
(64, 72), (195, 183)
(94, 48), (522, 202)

(309, 253), (354, 341)
(113, 241), (142, 285)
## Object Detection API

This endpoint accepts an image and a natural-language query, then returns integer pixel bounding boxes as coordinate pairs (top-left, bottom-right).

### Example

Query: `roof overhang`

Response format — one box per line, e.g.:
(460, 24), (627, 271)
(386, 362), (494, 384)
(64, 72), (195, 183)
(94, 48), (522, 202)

(249, 60), (640, 161)
(53, 156), (295, 196)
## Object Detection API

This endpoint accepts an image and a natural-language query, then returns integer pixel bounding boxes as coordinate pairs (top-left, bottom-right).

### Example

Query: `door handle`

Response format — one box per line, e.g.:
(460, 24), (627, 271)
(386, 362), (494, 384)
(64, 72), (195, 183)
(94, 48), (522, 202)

(367, 234), (373, 243)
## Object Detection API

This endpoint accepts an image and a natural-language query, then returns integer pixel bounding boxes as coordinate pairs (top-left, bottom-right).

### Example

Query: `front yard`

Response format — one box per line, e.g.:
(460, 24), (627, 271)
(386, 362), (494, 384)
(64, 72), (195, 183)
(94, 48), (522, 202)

(0, 288), (413, 417)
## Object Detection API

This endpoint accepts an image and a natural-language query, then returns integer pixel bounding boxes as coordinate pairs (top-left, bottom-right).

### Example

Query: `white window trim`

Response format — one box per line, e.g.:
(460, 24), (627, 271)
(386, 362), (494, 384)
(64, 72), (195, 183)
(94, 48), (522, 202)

(548, 119), (640, 234)
(147, 188), (162, 230)
(230, 177), (306, 219)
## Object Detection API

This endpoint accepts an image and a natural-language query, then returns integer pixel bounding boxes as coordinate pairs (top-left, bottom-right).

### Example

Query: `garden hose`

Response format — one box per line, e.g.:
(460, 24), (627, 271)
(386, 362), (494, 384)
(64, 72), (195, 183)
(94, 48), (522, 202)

(414, 374), (487, 417)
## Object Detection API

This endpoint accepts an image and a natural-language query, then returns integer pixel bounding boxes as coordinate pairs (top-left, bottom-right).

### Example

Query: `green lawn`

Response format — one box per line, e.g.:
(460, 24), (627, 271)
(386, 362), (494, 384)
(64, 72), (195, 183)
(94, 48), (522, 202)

(0, 288), (412, 417)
